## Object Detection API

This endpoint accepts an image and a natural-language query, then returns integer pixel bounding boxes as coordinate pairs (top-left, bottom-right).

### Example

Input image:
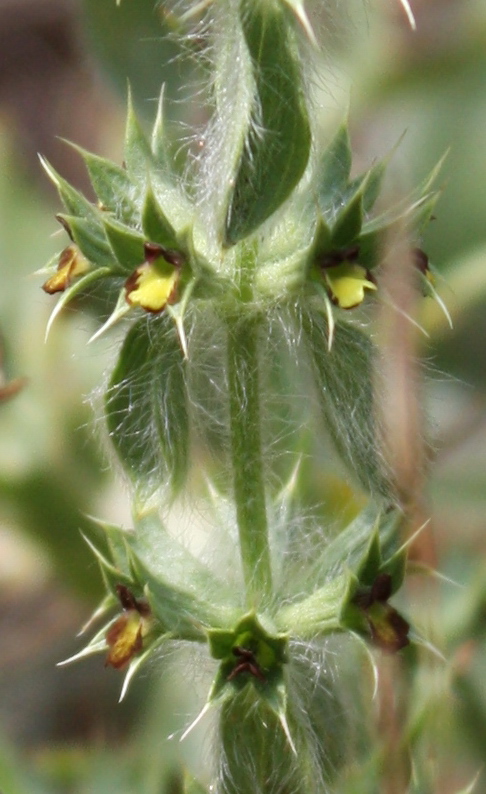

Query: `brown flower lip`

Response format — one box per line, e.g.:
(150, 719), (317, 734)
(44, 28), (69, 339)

(42, 245), (89, 294)
(104, 584), (151, 670)
(143, 241), (185, 268)
(317, 244), (361, 270)
(115, 583), (150, 617)
(124, 242), (184, 313)
(353, 573), (410, 654)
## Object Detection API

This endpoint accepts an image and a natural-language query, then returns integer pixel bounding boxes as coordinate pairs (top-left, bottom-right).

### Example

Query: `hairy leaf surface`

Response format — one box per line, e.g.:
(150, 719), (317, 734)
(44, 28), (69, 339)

(106, 315), (188, 499)
(225, 0), (311, 244)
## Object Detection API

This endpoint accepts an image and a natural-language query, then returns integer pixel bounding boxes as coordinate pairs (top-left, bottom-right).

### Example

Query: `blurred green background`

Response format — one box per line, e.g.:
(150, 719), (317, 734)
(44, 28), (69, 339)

(0, 0), (485, 791)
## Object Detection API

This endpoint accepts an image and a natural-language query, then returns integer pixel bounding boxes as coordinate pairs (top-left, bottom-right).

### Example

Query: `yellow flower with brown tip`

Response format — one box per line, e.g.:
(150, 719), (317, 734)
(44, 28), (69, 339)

(105, 611), (144, 670)
(324, 261), (376, 309)
(42, 245), (90, 294)
(318, 245), (376, 310)
(105, 584), (152, 671)
(125, 242), (183, 313)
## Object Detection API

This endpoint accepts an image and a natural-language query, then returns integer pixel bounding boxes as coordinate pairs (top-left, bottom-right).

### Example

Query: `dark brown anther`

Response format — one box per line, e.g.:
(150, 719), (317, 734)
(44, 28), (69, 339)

(116, 583), (138, 612)
(232, 646), (255, 660)
(143, 242), (185, 268)
(115, 583), (150, 617)
(319, 245), (361, 270)
(352, 573), (394, 610)
(226, 646), (266, 683)
(370, 572), (393, 603)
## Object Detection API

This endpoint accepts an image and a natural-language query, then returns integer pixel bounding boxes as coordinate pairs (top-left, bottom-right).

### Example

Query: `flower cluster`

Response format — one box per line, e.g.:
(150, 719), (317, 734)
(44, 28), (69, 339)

(42, 0), (448, 789)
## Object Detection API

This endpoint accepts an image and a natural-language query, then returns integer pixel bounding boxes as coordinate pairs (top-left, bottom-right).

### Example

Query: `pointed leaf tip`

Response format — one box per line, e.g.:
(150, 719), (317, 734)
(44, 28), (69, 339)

(105, 315), (189, 498)
(124, 86), (153, 179)
(317, 122), (352, 209)
(225, 0), (311, 243)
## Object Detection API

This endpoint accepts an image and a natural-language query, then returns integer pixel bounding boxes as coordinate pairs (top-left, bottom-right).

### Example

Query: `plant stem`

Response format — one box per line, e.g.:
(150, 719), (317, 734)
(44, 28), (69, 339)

(226, 311), (272, 608)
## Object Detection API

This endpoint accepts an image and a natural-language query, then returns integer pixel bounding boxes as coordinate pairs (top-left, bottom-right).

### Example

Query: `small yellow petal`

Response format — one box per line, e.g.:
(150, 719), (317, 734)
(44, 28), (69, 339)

(324, 262), (376, 310)
(42, 245), (90, 294)
(125, 262), (179, 313)
(42, 264), (72, 294)
(105, 611), (143, 670)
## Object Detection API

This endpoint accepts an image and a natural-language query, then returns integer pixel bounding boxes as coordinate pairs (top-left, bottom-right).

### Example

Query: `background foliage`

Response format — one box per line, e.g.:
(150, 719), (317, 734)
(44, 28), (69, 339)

(0, 0), (485, 791)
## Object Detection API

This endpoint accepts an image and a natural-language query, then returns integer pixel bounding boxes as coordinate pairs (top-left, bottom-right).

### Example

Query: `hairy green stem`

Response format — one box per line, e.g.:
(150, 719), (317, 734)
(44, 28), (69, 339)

(226, 311), (272, 607)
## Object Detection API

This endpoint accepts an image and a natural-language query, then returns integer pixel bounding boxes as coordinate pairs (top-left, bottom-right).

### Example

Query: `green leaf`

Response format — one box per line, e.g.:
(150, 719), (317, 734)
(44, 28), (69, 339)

(317, 503), (402, 583)
(310, 216), (333, 257)
(44, 267), (112, 340)
(105, 315), (189, 499)
(124, 89), (153, 181)
(380, 546), (407, 593)
(355, 226), (384, 270)
(128, 543), (229, 639)
(217, 657), (347, 794)
(40, 156), (99, 222)
(301, 310), (396, 499)
(85, 516), (134, 579)
(357, 190), (440, 270)
(142, 183), (180, 249)
(317, 121), (352, 210)
(412, 191), (441, 234)
(331, 187), (364, 248)
(151, 85), (171, 168)
(76, 146), (138, 223)
(131, 509), (235, 618)
(356, 528), (383, 586)
(102, 215), (145, 271)
(349, 158), (387, 215)
(218, 689), (303, 794)
(276, 572), (351, 637)
(57, 214), (117, 269)
(225, 0), (311, 244)
(82, 532), (134, 596)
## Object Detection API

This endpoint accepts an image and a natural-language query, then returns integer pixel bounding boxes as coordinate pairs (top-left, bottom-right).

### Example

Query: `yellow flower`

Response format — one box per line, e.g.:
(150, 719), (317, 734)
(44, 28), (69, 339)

(105, 611), (144, 670)
(105, 584), (152, 671)
(125, 242), (182, 313)
(42, 245), (90, 294)
(324, 261), (376, 309)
